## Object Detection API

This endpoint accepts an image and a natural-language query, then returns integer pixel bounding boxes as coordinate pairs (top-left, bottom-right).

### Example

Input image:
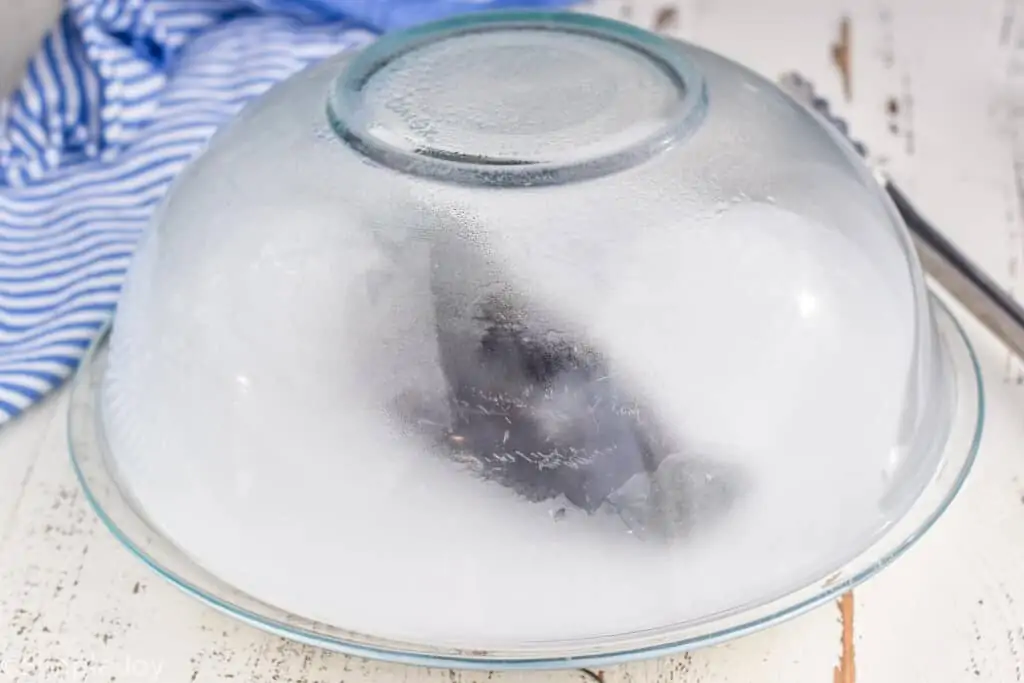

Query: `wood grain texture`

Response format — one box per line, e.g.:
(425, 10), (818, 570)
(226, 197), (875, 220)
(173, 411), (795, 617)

(2, 0), (1024, 681)
(830, 15), (853, 102)
(833, 593), (855, 683)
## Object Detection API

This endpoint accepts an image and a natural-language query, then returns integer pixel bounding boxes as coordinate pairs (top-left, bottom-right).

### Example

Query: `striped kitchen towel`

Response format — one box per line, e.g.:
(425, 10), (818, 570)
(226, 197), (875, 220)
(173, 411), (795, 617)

(0, 0), (574, 426)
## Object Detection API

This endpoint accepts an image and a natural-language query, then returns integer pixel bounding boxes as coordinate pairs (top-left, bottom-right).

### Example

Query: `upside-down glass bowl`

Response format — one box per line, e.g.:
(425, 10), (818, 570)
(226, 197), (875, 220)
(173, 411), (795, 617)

(69, 10), (983, 670)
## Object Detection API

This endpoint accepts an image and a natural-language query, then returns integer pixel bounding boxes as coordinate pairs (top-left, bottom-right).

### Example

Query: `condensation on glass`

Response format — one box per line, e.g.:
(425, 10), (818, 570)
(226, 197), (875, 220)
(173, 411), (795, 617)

(89, 11), (965, 655)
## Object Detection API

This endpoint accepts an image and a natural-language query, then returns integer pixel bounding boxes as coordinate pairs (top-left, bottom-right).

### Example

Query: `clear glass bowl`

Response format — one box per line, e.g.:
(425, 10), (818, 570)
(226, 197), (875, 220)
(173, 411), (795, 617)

(67, 10), (985, 669)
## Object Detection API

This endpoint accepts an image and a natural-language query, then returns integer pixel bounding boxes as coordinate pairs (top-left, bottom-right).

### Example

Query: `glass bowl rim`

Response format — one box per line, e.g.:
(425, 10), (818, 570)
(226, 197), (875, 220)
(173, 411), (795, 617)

(66, 290), (985, 671)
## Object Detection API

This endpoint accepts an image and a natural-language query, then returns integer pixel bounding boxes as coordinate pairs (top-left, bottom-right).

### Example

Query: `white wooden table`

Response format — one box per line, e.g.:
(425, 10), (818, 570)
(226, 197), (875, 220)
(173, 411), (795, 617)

(3, 0), (1024, 680)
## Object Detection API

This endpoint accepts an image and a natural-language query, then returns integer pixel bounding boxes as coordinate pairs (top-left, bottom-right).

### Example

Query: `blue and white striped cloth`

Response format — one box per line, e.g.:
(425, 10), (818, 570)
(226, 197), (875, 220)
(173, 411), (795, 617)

(0, 0), (573, 426)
